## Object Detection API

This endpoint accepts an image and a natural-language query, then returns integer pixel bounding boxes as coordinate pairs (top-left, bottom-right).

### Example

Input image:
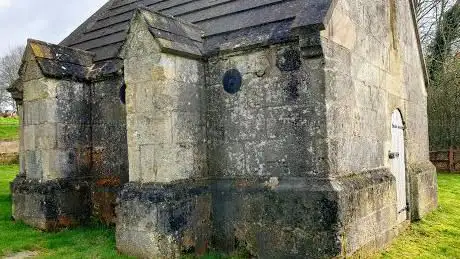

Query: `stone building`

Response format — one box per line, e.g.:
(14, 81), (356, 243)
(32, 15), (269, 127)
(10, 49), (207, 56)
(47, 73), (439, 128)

(9, 0), (438, 258)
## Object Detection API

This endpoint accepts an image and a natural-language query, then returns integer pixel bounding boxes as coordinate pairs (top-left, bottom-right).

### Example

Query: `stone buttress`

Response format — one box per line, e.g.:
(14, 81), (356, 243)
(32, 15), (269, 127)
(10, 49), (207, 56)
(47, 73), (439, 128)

(9, 39), (129, 229)
(116, 9), (209, 258)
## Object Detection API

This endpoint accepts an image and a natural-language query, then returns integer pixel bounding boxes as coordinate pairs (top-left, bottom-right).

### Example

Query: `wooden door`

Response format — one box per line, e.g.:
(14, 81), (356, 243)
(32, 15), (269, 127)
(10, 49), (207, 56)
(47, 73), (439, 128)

(391, 110), (407, 223)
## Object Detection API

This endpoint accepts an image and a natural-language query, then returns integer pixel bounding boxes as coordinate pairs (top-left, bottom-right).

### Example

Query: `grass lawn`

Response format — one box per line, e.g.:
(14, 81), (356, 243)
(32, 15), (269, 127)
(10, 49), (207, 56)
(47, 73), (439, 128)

(376, 173), (460, 258)
(0, 165), (459, 258)
(0, 117), (19, 141)
(0, 165), (132, 259)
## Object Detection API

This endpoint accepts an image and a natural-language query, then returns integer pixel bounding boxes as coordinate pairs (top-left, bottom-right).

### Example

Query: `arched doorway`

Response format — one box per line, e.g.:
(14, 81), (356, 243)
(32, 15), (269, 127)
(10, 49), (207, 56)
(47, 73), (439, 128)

(390, 110), (408, 223)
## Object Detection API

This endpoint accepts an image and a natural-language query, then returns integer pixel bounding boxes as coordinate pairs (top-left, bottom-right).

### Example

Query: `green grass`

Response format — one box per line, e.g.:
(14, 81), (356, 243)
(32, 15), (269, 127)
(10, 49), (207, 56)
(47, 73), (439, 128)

(375, 173), (460, 258)
(0, 165), (132, 258)
(0, 116), (19, 141)
(1, 166), (459, 258)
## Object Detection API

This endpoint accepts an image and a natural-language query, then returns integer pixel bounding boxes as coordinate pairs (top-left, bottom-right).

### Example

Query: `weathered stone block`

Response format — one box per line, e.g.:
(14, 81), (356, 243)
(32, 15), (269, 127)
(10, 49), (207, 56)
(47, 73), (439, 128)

(56, 123), (91, 149)
(41, 149), (59, 180)
(174, 81), (204, 112)
(210, 169), (397, 258)
(23, 125), (36, 151)
(56, 98), (91, 124)
(11, 175), (91, 231)
(24, 150), (42, 179)
(245, 138), (314, 177)
(172, 112), (204, 144)
(408, 162), (438, 220)
(36, 149), (77, 180)
(91, 78), (126, 124)
(35, 123), (57, 149)
(128, 148), (141, 182)
(92, 184), (120, 225)
(264, 72), (311, 107)
(38, 99), (58, 124)
(141, 143), (203, 183)
(224, 107), (265, 142)
(91, 142), (127, 179)
(210, 178), (341, 258)
(91, 123), (127, 147)
(139, 145), (156, 182)
(23, 101), (41, 125)
(206, 84), (226, 112)
(134, 81), (173, 113)
(23, 79), (57, 101)
(56, 81), (87, 101)
(21, 60), (45, 82)
(266, 105), (315, 140)
(220, 142), (246, 176)
(116, 182), (211, 258)
(206, 109), (225, 141)
(159, 54), (177, 80)
(133, 113), (173, 145)
(175, 57), (201, 84)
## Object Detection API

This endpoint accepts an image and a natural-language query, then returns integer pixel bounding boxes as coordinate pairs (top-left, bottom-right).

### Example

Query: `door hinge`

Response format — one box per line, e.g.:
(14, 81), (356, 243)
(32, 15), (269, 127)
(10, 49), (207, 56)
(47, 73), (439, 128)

(389, 151), (400, 159)
(398, 204), (410, 214)
(398, 206), (408, 214)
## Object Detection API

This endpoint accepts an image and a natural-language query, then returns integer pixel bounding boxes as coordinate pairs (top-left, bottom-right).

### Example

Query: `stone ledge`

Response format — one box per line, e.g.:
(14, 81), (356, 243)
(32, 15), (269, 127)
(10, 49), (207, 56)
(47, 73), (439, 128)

(11, 175), (91, 231)
(119, 180), (210, 203)
(116, 181), (211, 258)
(209, 168), (395, 258)
(407, 161), (438, 220)
(116, 168), (398, 258)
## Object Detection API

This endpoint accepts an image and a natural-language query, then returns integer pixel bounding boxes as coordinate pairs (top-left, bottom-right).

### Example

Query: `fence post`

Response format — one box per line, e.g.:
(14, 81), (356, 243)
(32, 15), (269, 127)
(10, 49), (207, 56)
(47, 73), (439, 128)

(449, 147), (454, 173)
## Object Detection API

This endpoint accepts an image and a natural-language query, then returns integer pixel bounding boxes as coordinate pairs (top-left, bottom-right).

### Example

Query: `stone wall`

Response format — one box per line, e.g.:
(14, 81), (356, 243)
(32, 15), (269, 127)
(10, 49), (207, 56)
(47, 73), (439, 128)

(203, 40), (347, 257)
(22, 78), (91, 180)
(320, 0), (437, 254)
(321, 0), (434, 177)
(123, 14), (206, 183)
(12, 48), (93, 229)
(207, 44), (328, 178)
(11, 40), (129, 228)
(91, 76), (129, 223)
(117, 12), (209, 257)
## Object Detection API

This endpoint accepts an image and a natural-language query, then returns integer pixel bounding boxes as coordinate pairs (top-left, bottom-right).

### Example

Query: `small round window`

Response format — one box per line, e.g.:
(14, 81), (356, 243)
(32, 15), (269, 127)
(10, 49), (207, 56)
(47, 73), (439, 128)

(120, 84), (126, 104)
(222, 69), (242, 94)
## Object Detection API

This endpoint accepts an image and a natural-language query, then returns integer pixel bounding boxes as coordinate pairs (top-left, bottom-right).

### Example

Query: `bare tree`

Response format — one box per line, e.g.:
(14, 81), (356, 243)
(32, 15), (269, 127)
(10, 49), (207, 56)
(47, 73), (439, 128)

(414, 0), (458, 50)
(424, 1), (460, 150)
(0, 46), (24, 112)
(427, 2), (460, 78)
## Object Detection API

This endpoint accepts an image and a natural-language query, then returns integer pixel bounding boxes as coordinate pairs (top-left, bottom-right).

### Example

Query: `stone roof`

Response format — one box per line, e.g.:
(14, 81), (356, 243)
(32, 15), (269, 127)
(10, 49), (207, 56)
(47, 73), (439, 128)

(60, 0), (334, 61)
(21, 39), (95, 81)
(139, 8), (204, 59)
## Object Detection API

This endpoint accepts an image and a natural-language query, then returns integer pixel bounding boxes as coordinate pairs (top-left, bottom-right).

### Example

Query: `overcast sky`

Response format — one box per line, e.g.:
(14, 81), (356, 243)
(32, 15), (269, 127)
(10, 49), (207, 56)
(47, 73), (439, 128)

(0, 0), (108, 57)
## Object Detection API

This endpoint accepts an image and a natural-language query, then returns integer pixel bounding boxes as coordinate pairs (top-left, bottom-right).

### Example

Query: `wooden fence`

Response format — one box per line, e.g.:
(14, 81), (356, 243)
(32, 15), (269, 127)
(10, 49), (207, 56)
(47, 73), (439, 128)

(430, 147), (460, 172)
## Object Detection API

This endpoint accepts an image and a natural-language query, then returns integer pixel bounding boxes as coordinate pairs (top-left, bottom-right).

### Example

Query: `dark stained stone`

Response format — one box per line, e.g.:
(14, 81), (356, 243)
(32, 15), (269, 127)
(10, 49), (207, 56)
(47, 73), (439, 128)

(276, 47), (301, 71)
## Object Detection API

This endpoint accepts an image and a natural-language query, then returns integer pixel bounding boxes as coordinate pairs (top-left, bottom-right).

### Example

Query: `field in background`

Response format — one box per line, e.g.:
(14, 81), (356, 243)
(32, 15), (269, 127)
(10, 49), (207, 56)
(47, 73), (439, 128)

(0, 165), (458, 258)
(0, 117), (19, 141)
